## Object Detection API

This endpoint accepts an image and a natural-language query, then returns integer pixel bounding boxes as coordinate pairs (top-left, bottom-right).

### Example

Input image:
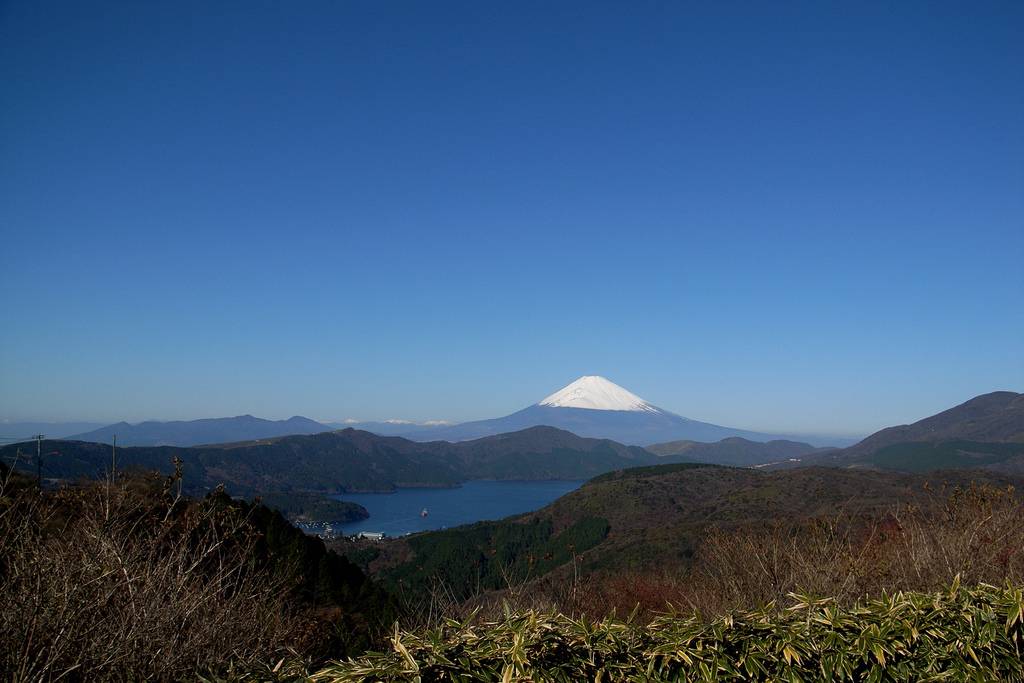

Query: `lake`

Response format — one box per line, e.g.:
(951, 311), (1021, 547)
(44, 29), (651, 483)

(332, 480), (583, 536)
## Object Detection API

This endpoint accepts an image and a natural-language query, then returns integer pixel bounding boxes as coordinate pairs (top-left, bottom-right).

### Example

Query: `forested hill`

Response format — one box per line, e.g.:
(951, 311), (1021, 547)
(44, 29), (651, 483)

(0, 426), (657, 496)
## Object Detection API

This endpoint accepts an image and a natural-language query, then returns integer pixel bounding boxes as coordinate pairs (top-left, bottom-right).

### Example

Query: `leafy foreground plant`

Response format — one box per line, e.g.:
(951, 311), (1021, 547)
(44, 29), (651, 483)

(312, 580), (1024, 682)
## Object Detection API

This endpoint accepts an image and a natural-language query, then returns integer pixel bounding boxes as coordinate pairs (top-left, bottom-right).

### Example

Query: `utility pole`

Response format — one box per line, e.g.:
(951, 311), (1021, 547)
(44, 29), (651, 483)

(33, 434), (44, 486)
(105, 434), (118, 521)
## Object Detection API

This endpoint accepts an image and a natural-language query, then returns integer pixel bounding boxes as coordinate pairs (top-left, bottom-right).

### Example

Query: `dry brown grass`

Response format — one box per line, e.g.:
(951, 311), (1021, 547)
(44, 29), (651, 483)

(696, 483), (1024, 609)
(0, 462), (302, 681)
(577, 482), (1024, 619)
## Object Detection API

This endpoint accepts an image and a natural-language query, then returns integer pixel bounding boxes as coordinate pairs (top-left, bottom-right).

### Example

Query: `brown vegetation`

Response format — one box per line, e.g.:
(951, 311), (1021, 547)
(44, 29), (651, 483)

(682, 482), (1024, 614)
(0, 461), (363, 681)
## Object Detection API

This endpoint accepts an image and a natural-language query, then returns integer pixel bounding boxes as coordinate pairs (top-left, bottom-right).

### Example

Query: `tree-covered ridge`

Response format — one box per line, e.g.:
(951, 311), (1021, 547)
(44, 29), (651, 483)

(252, 490), (369, 523)
(861, 440), (1024, 472)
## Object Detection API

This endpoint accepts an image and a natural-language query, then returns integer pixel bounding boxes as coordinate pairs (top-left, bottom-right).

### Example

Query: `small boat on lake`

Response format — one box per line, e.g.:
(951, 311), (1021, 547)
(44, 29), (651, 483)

(420, 508), (429, 518)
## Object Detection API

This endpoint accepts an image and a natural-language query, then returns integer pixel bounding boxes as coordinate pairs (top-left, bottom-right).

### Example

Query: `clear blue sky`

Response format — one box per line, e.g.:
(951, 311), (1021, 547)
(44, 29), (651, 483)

(2, 1), (1021, 436)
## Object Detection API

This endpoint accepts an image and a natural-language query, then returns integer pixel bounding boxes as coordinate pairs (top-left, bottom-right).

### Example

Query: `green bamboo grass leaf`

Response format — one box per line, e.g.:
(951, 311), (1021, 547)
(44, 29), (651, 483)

(391, 625), (420, 676)
(312, 583), (1024, 682)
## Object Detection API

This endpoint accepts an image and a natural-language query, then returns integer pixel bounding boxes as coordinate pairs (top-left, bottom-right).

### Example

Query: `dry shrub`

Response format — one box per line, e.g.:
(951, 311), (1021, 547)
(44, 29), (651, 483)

(0, 464), (301, 681)
(564, 483), (1024, 620)
(687, 482), (1024, 614)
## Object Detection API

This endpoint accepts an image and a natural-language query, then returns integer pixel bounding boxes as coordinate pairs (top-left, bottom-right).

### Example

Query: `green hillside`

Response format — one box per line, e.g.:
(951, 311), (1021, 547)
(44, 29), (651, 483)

(384, 516), (610, 602)
(862, 440), (1024, 472)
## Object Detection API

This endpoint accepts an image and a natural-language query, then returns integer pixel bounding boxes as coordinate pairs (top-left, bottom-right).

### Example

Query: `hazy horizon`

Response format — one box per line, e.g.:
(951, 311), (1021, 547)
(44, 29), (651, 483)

(2, 377), (1019, 439)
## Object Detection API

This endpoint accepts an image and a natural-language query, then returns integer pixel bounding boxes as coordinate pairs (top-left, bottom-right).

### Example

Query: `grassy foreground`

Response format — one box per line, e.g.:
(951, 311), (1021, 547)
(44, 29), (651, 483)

(312, 580), (1024, 682)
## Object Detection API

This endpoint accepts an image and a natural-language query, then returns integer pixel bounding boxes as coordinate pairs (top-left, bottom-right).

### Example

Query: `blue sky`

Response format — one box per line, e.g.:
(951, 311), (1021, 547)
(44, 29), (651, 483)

(1, 1), (1021, 435)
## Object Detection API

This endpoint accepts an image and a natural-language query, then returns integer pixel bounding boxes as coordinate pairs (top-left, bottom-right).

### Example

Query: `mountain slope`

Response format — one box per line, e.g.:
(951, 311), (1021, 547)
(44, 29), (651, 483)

(397, 376), (815, 446)
(842, 391), (1024, 458)
(782, 391), (1024, 471)
(68, 414), (331, 447)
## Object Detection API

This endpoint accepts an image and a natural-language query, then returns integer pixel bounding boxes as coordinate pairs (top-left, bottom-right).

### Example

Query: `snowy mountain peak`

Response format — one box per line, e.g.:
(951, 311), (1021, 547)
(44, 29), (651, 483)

(538, 376), (661, 413)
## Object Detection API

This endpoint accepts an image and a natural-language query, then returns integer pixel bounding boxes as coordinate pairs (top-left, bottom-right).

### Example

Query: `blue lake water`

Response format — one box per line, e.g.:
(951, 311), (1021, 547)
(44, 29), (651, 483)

(332, 480), (583, 536)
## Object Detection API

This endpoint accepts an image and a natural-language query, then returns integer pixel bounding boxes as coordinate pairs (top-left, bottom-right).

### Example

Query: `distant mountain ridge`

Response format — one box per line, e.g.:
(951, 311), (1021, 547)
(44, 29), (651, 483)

(57, 376), (858, 448)
(395, 376), (850, 446)
(326, 420), (452, 437)
(68, 415), (330, 447)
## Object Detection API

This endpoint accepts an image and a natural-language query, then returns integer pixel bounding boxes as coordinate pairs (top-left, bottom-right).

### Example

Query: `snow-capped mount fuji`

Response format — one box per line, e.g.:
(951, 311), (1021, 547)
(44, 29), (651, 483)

(538, 376), (661, 413)
(397, 376), (793, 446)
